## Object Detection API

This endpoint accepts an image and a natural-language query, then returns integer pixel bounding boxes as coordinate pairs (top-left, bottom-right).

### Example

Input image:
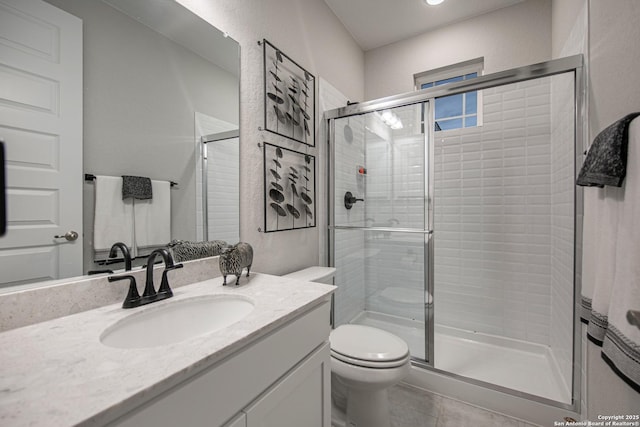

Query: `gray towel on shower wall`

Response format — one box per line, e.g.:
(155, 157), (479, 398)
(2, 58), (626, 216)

(122, 175), (152, 200)
(577, 112), (640, 187)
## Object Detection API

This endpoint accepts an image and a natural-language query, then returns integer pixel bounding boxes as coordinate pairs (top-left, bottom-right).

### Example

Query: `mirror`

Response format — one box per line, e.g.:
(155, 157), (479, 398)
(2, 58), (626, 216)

(0, 0), (239, 290)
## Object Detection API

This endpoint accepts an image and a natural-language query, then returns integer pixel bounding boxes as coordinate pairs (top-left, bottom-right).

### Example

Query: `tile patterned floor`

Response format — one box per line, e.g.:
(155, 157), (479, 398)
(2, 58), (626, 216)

(388, 384), (542, 427)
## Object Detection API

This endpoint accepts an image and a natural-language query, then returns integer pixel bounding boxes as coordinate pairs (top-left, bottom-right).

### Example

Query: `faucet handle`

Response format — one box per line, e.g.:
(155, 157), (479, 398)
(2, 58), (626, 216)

(108, 275), (140, 309)
(158, 263), (183, 296)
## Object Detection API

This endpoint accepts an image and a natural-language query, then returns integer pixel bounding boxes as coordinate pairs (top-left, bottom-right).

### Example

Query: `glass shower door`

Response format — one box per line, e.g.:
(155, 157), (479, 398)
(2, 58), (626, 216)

(327, 56), (584, 410)
(330, 102), (433, 364)
(430, 73), (577, 404)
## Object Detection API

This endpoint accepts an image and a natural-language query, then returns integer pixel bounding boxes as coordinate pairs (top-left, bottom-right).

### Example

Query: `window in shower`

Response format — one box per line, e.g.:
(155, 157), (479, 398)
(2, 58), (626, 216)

(415, 58), (483, 131)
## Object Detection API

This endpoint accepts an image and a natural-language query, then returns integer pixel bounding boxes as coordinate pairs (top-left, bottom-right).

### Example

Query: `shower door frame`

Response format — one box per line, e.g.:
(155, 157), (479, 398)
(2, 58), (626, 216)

(327, 54), (585, 411)
(328, 99), (435, 362)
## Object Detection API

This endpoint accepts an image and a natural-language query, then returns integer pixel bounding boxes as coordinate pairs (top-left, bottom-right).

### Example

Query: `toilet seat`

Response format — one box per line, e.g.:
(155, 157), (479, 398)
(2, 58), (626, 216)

(330, 324), (410, 369)
(331, 349), (409, 368)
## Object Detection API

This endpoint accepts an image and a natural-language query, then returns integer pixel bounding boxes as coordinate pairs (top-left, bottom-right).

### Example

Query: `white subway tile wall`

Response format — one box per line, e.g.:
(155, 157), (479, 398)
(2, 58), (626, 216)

(364, 234), (426, 323)
(361, 105), (428, 322)
(334, 115), (367, 326)
(194, 113), (238, 242)
(319, 78), (350, 266)
(431, 78), (555, 345)
(207, 138), (240, 243)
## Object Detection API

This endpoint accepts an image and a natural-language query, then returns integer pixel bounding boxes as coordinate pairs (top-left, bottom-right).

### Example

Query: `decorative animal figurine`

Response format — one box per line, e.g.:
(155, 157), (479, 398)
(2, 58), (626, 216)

(219, 242), (253, 286)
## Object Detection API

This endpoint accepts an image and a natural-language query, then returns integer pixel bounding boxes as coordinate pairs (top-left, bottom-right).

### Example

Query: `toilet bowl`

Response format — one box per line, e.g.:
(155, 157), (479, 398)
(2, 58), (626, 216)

(330, 324), (410, 427)
(284, 267), (411, 427)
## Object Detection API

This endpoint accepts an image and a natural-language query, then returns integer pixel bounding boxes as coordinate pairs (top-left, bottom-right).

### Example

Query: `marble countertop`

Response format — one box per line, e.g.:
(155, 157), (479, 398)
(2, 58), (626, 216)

(0, 273), (335, 426)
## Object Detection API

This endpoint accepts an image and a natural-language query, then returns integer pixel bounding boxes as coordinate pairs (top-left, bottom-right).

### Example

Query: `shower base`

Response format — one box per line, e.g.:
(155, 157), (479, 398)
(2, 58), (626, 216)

(350, 311), (571, 405)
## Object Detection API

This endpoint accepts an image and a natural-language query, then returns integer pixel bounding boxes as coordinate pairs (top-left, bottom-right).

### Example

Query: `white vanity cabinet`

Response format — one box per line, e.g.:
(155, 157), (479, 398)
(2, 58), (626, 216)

(110, 300), (331, 427)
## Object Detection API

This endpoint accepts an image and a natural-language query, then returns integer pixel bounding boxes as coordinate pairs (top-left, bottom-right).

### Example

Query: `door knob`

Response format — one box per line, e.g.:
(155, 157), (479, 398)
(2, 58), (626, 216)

(54, 230), (79, 241)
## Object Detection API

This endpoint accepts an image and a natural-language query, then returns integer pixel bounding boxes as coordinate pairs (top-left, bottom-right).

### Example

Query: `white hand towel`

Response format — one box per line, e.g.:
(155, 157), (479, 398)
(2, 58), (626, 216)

(582, 117), (640, 390)
(134, 180), (171, 253)
(93, 175), (134, 252)
(601, 118), (640, 389)
(586, 185), (624, 342)
(580, 188), (598, 320)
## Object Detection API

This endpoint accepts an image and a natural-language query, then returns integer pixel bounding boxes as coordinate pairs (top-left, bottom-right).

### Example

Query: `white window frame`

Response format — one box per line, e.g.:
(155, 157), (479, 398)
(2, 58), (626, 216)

(414, 57), (484, 130)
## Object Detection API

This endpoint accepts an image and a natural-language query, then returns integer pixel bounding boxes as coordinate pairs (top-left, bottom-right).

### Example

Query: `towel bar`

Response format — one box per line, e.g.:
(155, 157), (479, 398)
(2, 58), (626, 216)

(627, 310), (640, 330)
(85, 174), (178, 187)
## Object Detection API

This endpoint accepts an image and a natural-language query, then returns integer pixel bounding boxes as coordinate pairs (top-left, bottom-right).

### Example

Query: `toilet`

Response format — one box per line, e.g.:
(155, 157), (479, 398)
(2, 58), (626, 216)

(284, 267), (411, 427)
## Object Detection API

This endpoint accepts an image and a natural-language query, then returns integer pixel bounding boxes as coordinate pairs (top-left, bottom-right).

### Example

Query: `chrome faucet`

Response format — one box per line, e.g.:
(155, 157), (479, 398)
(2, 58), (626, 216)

(108, 242), (132, 271)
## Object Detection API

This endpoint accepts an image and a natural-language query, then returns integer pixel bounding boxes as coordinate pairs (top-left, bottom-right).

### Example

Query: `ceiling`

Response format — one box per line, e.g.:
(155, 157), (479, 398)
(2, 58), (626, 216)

(323, 0), (525, 51)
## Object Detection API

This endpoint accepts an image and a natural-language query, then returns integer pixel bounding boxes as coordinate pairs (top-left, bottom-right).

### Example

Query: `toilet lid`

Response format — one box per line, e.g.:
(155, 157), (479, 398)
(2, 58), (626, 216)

(330, 325), (409, 368)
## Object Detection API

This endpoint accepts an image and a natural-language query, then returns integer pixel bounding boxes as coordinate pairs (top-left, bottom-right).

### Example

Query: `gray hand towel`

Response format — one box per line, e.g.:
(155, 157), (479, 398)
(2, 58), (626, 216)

(122, 175), (152, 199)
(577, 112), (640, 187)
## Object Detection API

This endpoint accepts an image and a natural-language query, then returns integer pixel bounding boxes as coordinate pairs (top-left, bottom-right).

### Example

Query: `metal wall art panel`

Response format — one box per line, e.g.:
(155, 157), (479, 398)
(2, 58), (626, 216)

(263, 142), (316, 232)
(262, 39), (315, 147)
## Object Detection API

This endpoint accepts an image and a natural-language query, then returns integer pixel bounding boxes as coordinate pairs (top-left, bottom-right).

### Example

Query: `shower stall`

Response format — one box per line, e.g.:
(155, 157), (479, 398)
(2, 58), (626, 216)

(327, 56), (584, 417)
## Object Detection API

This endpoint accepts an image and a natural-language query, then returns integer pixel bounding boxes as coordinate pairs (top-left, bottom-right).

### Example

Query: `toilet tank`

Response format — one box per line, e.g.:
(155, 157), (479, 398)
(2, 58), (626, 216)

(283, 266), (336, 284)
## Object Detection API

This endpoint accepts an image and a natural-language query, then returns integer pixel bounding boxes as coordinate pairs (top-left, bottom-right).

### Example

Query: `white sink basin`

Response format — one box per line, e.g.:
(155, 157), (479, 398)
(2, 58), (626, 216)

(100, 295), (255, 349)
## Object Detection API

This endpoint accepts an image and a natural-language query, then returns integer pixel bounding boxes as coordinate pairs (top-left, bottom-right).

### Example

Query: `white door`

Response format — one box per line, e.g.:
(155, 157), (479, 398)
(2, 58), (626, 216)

(0, 0), (82, 287)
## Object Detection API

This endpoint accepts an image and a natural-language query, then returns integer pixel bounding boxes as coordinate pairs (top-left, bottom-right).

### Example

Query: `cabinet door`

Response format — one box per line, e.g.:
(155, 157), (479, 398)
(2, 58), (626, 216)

(245, 343), (330, 427)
